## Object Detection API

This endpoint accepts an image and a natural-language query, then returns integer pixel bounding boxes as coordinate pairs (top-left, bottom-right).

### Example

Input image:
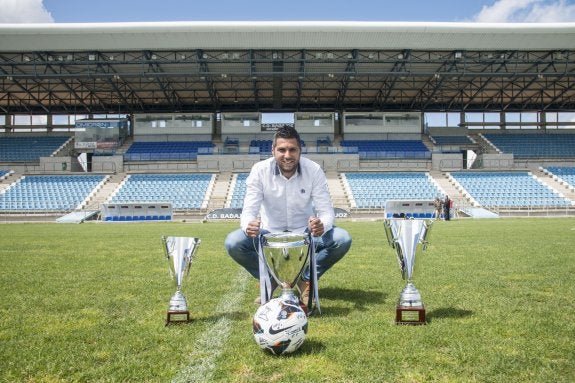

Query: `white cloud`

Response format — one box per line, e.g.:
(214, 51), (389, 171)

(0, 0), (54, 23)
(472, 0), (575, 22)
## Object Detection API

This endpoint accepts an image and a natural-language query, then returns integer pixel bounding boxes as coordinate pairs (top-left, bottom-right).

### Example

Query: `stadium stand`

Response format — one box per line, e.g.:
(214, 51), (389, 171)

(228, 173), (248, 209)
(123, 141), (215, 161)
(223, 137), (240, 154)
(342, 172), (441, 209)
(0, 175), (105, 212)
(249, 139), (272, 154)
(108, 173), (214, 210)
(541, 166), (575, 191)
(449, 171), (572, 208)
(0, 136), (71, 162)
(316, 136), (332, 152)
(339, 140), (430, 159)
(482, 133), (575, 158)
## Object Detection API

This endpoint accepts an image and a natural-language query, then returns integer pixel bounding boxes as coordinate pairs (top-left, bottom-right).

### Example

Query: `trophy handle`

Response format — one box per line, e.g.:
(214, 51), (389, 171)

(385, 220), (407, 280)
(383, 220), (396, 249)
(184, 238), (201, 276)
(419, 220), (433, 250)
(395, 245), (407, 280)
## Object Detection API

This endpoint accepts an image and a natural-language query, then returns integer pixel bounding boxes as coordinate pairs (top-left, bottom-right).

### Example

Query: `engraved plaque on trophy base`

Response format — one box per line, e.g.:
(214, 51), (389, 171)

(166, 311), (191, 325)
(165, 291), (192, 325)
(395, 305), (426, 325)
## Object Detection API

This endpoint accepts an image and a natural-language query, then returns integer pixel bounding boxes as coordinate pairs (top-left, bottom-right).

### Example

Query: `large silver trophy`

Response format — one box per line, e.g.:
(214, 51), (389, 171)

(260, 232), (311, 307)
(384, 200), (434, 325)
(161, 236), (201, 325)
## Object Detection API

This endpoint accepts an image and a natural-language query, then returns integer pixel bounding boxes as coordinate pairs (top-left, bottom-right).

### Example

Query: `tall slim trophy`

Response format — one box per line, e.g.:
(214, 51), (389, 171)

(161, 236), (201, 325)
(384, 200), (434, 325)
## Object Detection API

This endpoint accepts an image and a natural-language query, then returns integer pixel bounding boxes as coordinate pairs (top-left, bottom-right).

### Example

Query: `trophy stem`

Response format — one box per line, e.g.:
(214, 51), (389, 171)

(278, 285), (300, 304)
(169, 289), (188, 312)
(400, 281), (422, 307)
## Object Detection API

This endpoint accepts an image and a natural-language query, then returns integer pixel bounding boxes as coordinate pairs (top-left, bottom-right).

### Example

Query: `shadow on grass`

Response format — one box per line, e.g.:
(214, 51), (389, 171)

(277, 339), (326, 357)
(426, 307), (473, 323)
(314, 287), (386, 317)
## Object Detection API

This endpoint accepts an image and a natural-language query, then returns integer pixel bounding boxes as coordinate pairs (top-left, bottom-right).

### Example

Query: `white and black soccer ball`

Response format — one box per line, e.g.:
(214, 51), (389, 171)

(252, 297), (308, 355)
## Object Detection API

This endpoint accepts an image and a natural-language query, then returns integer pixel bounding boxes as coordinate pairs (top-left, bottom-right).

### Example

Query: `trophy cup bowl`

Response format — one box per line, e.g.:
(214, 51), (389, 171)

(261, 232), (310, 305)
(162, 236), (201, 325)
(384, 200), (434, 325)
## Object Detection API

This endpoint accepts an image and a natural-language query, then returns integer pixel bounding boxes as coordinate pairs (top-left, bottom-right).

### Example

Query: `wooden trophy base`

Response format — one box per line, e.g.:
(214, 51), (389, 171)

(395, 305), (426, 325)
(166, 310), (191, 326)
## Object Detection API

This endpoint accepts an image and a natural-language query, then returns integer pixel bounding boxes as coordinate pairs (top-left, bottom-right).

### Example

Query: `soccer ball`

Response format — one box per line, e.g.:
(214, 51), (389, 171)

(252, 297), (308, 355)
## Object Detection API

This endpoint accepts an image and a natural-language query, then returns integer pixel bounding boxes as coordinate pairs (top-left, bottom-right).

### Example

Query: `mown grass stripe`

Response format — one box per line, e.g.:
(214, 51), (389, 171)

(171, 270), (250, 383)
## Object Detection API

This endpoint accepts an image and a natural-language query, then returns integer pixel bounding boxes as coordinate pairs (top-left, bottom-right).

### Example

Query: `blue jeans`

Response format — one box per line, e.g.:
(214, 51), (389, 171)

(224, 227), (352, 281)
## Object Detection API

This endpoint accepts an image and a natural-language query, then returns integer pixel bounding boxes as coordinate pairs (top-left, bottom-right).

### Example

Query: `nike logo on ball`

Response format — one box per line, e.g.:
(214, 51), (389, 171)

(269, 324), (296, 335)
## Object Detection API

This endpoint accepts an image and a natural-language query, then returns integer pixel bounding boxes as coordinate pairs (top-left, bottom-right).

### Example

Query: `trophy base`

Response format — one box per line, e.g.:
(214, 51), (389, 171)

(166, 310), (191, 326)
(395, 305), (426, 325)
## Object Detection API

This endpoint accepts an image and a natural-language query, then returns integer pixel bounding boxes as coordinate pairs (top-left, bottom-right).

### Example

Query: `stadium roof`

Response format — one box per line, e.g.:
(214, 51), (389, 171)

(1, 21), (574, 115)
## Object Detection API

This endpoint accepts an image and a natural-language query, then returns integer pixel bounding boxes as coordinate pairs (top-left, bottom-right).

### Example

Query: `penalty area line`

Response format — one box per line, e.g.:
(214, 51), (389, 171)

(171, 270), (251, 383)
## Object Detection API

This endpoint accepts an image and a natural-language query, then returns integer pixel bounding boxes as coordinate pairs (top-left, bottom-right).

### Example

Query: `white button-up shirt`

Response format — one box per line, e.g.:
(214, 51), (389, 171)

(240, 156), (334, 234)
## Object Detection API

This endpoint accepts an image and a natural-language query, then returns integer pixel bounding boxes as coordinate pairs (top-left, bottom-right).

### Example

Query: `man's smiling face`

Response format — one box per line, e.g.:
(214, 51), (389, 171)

(272, 137), (301, 179)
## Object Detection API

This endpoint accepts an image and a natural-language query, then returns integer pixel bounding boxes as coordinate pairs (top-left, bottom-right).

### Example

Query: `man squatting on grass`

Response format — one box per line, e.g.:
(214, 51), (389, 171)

(224, 125), (352, 309)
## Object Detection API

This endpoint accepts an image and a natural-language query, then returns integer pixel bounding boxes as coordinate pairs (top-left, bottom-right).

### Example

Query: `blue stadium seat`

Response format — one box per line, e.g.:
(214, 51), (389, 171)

(451, 171), (571, 208)
(340, 140), (430, 160)
(109, 173), (214, 210)
(123, 141), (215, 161)
(0, 174), (105, 212)
(483, 133), (575, 159)
(343, 172), (440, 209)
(0, 136), (70, 162)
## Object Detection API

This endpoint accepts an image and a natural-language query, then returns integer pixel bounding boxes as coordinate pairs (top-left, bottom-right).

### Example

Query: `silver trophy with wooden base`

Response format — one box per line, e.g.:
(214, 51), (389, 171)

(384, 200), (434, 325)
(162, 236), (201, 325)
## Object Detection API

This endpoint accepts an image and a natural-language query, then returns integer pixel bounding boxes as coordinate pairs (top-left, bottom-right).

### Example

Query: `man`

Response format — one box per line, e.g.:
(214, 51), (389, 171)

(224, 125), (352, 309)
(433, 196), (443, 220)
(444, 194), (451, 221)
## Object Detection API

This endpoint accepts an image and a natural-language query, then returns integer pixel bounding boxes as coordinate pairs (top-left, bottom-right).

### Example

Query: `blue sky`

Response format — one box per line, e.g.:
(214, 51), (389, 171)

(1, 0), (575, 23)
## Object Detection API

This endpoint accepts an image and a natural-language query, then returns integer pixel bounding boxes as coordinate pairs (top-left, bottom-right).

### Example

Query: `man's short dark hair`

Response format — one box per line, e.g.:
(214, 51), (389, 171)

(273, 125), (301, 148)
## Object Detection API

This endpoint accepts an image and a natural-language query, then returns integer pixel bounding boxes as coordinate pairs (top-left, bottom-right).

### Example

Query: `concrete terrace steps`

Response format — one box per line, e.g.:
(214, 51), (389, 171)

(428, 170), (476, 212)
(326, 171), (350, 210)
(533, 167), (575, 203)
(209, 172), (233, 210)
(85, 172), (127, 210)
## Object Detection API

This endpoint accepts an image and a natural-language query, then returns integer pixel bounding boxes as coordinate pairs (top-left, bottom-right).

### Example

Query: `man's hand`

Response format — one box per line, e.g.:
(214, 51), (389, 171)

(308, 216), (324, 237)
(246, 218), (261, 238)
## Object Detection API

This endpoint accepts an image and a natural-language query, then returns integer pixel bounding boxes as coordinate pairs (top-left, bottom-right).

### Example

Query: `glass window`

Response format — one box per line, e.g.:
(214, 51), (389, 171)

(13, 115), (31, 125)
(558, 112), (575, 129)
(261, 113), (294, 124)
(521, 112), (538, 122)
(425, 113), (446, 127)
(465, 113), (483, 123)
(52, 115), (71, 125)
(484, 113), (499, 123)
(446, 113), (460, 127)
(31, 115), (48, 125)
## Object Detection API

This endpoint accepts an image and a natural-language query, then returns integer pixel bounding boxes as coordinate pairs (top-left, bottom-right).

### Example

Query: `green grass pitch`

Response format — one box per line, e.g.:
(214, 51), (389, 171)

(1, 218), (574, 382)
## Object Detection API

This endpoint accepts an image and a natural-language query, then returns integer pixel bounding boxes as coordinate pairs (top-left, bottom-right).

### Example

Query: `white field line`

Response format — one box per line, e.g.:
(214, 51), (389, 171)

(171, 270), (251, 383)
